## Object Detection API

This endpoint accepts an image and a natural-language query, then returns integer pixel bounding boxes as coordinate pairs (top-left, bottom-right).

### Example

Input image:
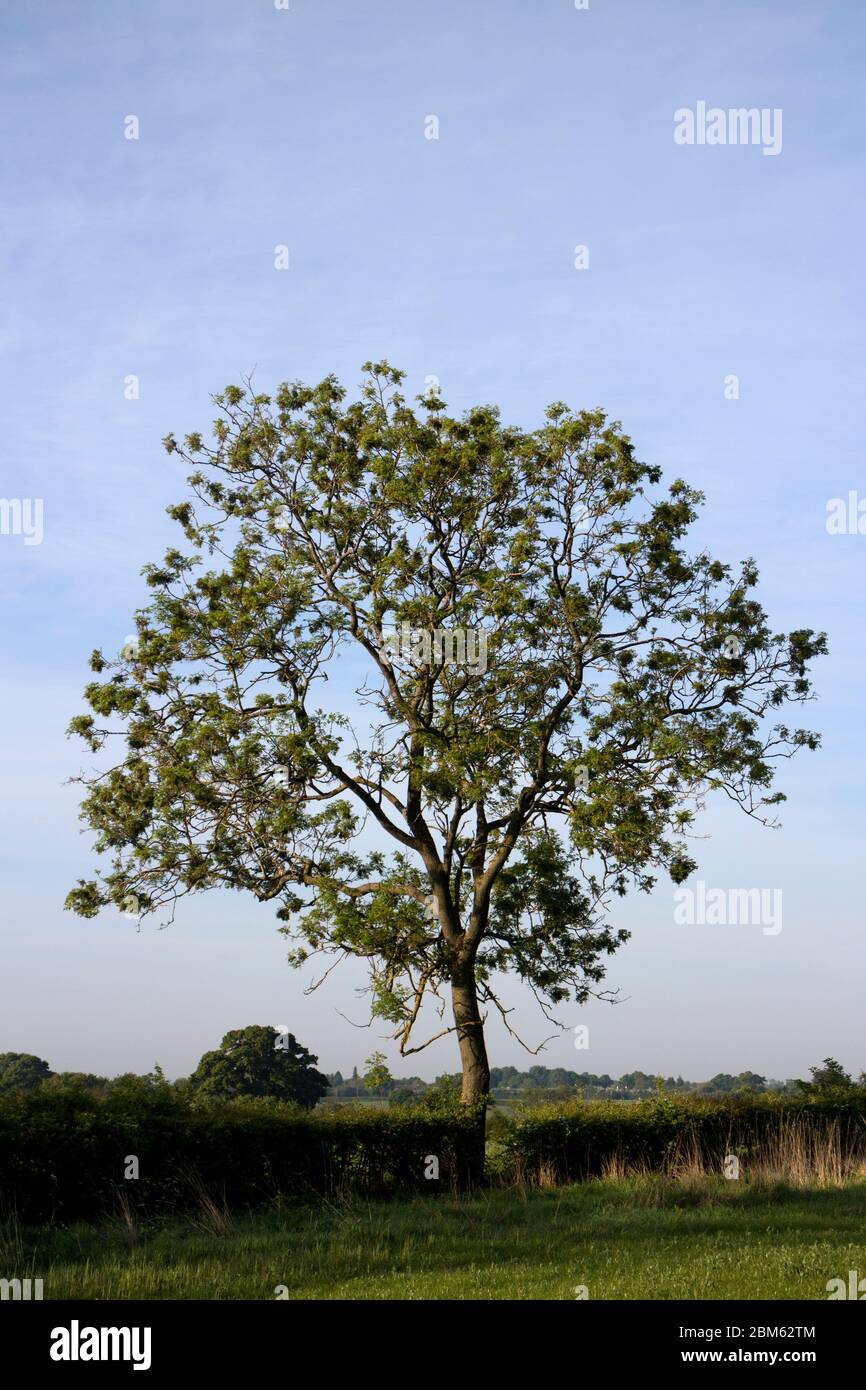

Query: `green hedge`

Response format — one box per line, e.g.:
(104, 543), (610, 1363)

(500, 1094), (866, 1182)
(0, 1081), (480, 1221)
(6, 1087), (864, 1221)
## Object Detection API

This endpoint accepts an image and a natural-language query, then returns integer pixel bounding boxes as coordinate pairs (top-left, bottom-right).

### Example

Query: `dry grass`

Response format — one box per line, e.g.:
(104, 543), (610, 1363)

(110, 1185), (140, 1249)
(0, 1203), (25, 1266)
(508, 1117), (866, 1191)
(186, 1176), (234, 1238)
(664, 1117), (866, 1188)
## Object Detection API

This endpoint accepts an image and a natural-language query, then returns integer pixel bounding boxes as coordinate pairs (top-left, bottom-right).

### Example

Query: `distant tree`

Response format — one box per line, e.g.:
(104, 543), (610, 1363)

(363, 1050), (393, 1091)
(547, 1068), (577, 1088)
(0, 1052), (53, 1093)
(619, 1071), (655, 1093)
(188, 1025), (329, 1107)
(701, 1073), (736, 1094)
(41, 1071), (108, 1092)
(421, 1073), (463, 1109)
(733, 1071), (767, 1093)
(105, 1067), (173, 1098)
(796, 1057), (857, 1097)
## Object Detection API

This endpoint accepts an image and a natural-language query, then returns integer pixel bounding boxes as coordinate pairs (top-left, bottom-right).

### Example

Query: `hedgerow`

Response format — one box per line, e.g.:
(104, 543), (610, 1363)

(499, 1093), (866, 1182)
(0, 1079), (479, 1221)
(5, 1084), (864, 1221)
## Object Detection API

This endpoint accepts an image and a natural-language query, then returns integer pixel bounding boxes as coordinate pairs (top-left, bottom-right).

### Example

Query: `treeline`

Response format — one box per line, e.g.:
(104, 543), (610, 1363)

(4, 1040), (861, 1109)
(0, 1026), (329, 1110)
(488, 1067), (798, 1100)
(330, 1058), (865, 1103)
(327, 1065), (804, 1103)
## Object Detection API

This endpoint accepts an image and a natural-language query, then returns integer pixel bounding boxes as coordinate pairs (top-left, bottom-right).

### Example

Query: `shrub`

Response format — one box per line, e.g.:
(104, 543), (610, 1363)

(500, 1093), (866, 1184)
(0, 1081), (480, 1221)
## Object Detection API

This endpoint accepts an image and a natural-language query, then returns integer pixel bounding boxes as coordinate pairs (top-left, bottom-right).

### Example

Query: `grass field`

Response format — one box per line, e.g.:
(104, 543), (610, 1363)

(7, 1175), (866, 1300)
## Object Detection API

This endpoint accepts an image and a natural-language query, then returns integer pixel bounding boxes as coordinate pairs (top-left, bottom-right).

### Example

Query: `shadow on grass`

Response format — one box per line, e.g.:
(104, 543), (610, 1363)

(8, 1178), (866, 1300)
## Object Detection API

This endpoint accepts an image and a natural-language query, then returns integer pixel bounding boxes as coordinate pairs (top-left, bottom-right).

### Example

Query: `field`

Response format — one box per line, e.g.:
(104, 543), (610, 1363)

(8, 1175), (866, 1301)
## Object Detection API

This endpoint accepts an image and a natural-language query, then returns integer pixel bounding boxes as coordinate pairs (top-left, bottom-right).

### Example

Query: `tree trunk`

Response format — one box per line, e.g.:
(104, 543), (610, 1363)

(451, 961), (489, 1187)
(451, 962), (490, 1103)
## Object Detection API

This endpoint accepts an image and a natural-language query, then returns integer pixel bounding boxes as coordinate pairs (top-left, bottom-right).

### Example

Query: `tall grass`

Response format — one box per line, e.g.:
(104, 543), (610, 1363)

(6, 1175), (866, 1300)
(512, 1116), (866, 1189)
(498, 1096), (866, 1190)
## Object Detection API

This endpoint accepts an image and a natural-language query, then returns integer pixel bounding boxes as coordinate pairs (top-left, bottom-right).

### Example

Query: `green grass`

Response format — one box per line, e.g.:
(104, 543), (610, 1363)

(7, 1176), (866, 1300)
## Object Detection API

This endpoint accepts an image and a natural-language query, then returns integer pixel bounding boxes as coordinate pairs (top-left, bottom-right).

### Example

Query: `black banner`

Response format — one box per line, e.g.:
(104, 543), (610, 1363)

(3, 1298), (858, 1374)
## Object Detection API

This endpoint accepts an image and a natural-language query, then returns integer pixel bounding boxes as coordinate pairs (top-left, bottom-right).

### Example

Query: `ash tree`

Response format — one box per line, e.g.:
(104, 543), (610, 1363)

(66, 363), (825, 1104)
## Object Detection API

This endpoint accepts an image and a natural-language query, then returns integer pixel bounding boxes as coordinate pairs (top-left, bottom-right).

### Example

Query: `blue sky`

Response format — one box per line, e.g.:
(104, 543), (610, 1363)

(1, 0), (864, 1084)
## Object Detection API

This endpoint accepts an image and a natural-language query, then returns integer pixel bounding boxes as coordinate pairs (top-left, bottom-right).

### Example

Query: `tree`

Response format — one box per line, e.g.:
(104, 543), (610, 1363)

(188, 1025), (329, 1107)
(701, 1072), (736, 1094)
(363, 1050), (393, 1091)
(0, 1052), (52, 1093)
(619, 1071), (656, 1093)
(41, 1071), (108, 1092)
(66, 363), (825, 1107)
(733, 1071), (767, 1094)
(796, 1057), (857, 1097)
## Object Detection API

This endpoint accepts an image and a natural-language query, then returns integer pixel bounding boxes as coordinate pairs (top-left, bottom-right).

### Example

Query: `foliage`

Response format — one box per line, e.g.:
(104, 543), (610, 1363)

(0, 1052), (52, 1093)
(416, 1073), (465, 1112)
(40, 1072), (109, 1093)
(65, 363), (826, 1096)
(362, 1051), (393, 1091)
(4, 1082), (863, 1223)
(0, 1081), (480, 1222)
(188, 1025), (329, 1108)
(796, 1057), (858, 1098)
(501, 1093), (866, 1183)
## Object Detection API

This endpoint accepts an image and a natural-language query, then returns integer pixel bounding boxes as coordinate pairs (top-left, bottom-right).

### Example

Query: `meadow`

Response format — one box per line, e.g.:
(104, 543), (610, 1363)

(5, 1085), (866, 1300)
(6, 1174), (866, 1301)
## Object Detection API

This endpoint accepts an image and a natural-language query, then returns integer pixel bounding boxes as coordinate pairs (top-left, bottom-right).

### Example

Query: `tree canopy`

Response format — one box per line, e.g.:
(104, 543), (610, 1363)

(0, 1052), (52, 1093)
(796, 1057), (858, 1097)
(66, 363), (826, 1102)
(188, 1025), (329, 1107)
